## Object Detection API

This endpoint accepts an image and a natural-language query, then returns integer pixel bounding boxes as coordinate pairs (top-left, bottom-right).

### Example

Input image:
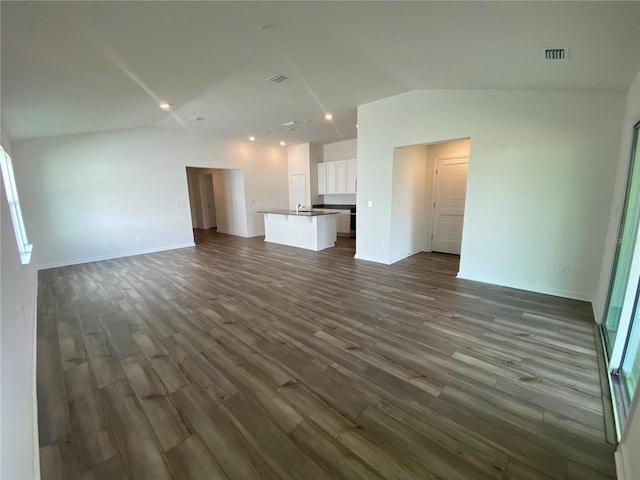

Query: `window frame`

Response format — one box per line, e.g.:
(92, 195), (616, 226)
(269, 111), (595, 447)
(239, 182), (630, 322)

(0, 145), (32, 264)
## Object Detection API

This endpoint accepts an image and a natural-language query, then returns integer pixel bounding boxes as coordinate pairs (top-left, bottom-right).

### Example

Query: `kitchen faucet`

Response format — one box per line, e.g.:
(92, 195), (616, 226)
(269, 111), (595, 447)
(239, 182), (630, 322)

(296, 203), (303, 214)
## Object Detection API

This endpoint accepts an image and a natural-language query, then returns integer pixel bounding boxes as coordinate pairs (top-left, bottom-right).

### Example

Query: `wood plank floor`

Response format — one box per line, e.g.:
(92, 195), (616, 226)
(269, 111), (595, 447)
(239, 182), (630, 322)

(36, 230), (616, 480)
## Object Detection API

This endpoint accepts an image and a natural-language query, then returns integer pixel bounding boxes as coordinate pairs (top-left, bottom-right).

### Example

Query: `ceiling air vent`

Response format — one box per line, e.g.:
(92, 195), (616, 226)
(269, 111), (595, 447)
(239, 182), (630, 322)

(267, 73), (288, 84)
(543, 47), (569, 60)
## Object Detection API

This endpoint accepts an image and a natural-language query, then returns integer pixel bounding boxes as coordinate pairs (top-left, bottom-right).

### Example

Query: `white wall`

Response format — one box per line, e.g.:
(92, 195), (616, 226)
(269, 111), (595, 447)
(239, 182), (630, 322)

(287, 143), (312, 209)
(11, 128), (288, 268)
(287, 142), (326, 208)
(617, 392), (640, 480)
(309, 143), (323, 207)
(212, 169), (248, 237)
(594, 68), (640, 480)
(390, 145), (428, 262)
(322, 138), (357, 205)
(324, 138), (357, 162)
(357, 89), (624, 300)
(0, 127), (39, 479)
(323, 193), (357, 206)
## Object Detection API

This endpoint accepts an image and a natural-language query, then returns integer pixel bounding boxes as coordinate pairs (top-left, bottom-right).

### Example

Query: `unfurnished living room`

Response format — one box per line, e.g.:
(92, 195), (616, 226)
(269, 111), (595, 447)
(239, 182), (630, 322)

(2, 2), (640, 479)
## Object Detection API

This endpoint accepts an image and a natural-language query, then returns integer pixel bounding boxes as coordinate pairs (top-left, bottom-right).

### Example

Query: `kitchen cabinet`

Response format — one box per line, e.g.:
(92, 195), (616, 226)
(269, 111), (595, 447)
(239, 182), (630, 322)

(318, 163), (327, 195)
(318, 158), (356, 195)
(326, 162), (337, 194)
(261, 210), (338, 251)
(336, 160), (347, 193)
(337, 211), (351, 235)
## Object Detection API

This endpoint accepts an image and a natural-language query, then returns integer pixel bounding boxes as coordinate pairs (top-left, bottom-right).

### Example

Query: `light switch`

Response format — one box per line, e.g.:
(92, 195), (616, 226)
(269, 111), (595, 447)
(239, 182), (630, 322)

(367, 201), (373, 207)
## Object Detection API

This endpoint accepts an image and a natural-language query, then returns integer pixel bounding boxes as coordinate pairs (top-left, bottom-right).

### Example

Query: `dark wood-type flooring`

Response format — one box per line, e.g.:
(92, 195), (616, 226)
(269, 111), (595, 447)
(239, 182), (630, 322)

(37, 230), (616, 480)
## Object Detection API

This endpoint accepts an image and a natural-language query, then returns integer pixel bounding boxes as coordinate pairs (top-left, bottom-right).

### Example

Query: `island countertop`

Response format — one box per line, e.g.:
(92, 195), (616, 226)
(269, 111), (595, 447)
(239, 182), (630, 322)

(259, 210), (338, 216)
(260, 209), (338, 251)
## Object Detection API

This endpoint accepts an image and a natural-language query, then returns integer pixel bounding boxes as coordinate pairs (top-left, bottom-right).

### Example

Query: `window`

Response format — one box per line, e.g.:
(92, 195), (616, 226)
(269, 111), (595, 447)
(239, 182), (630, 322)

(0, 145), (32, 264)
(603, 121), (640, 437)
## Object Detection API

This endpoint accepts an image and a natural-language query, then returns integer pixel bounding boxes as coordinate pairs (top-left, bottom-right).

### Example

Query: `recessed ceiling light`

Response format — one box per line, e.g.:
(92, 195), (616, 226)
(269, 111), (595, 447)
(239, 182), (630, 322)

(324, 113), (333, 121)
(191, 116), (205, 122)
(282, 121), (297, 127)
(249, 136), (256, 142)
(159, 102), (172, 111)
(280, 141), (286, 146)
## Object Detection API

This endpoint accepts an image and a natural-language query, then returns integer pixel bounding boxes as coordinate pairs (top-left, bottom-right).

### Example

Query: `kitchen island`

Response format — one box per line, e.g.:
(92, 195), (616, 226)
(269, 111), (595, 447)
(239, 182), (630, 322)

(260, 210), (338, 251)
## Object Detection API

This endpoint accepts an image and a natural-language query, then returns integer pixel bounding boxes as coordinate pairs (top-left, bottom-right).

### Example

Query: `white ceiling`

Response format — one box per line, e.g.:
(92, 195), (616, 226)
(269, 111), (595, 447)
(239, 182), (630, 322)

(2, 1), (639, 146)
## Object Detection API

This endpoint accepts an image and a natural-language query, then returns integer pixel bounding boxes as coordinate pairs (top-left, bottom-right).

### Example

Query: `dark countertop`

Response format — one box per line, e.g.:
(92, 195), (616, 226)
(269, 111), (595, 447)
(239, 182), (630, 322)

(259, 210), (338, 216)
(313, 204), (356, 213)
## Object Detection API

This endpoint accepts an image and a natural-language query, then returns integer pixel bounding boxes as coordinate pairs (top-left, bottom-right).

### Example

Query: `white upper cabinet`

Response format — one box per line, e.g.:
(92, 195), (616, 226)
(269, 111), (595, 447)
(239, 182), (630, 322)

(326, 162), (337, 194)
(318, 163), (327, 195)
(336, 160), (347, 193)
(318, 159), (356, 195)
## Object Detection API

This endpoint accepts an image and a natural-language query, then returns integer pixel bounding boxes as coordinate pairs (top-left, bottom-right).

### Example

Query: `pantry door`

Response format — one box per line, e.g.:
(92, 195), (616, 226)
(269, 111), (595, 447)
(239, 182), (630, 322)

(431, 156), (469, 254)
(289, 173), (307, 210)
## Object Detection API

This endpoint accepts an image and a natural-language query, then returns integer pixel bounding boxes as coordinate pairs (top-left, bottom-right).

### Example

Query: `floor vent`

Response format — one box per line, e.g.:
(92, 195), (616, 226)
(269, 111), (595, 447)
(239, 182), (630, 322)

(543, 47), (569, 60)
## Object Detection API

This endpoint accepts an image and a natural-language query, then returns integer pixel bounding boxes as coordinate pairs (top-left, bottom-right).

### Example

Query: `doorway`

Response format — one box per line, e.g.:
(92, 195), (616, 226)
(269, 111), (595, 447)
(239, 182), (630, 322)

(185, 167), (249, 241)
(199, 173), (217, 230)
(431, 156), (469, 255)
(389, 138), (470, 264)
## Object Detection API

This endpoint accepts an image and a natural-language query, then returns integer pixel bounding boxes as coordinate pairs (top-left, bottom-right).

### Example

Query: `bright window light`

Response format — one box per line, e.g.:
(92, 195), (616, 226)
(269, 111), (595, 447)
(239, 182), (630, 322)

(0, 145), (32, 264)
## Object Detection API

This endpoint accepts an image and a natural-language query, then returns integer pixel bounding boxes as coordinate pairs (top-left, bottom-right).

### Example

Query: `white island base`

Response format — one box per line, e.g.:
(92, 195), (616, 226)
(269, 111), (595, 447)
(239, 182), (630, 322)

(261, 211), (338, 251)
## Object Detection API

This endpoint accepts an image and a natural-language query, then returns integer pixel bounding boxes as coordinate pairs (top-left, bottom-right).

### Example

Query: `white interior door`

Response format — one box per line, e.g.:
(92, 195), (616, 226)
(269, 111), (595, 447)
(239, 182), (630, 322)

(431, 156), (468, 254)
(289, 173), (307, 210)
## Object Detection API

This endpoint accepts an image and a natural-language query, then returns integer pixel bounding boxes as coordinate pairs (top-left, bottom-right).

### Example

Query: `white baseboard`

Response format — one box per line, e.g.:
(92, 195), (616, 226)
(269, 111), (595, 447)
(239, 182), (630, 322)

(216, 229), (256, 238)
(356, 248), (434, 266)
(354, 253), (391, 265)
(456, 270), (592, 302)
(36, 242), (196, 270)
(389, 248), (424, 264)
(32, 280), (41, 480)
(592, 302), (602, 324)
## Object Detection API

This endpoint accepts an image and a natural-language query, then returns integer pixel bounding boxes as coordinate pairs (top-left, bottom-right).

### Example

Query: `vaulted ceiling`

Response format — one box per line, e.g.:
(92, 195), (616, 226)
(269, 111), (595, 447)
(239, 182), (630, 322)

(2, 1), (639, 146)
